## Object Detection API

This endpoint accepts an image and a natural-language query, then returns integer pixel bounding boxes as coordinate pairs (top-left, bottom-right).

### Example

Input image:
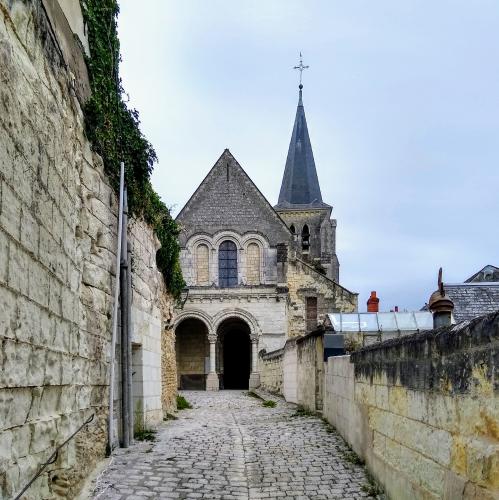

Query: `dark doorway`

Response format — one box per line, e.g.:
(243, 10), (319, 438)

(219, 319), (251, 389)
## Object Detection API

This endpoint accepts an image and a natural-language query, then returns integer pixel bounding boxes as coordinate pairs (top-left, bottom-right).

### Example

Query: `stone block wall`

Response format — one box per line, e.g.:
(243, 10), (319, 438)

(0, 1), (175, 497)
(323, 356), (366, 459)
(129, 220), (175, 424)
(282, 339), (298, 403)
(286, 255), (357, 338)
(296, 332), (324, 412)
(259, 348), (284, 394)
(324, 313), (499, 500)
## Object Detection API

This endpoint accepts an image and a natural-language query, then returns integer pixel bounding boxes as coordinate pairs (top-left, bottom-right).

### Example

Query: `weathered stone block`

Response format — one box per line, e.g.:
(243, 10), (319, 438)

(28, 257), (50, 308)
(0, 179), (21, 241)
(0, 229), (8, 284)
(20, 206), (39, 256)
(8, 241), (29, 296)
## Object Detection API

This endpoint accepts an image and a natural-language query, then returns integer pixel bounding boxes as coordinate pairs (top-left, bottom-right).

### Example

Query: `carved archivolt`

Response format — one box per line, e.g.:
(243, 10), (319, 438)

(173, 308), (213, 333)
(212, 308), (261, 337)
(174, 307), (261, 341)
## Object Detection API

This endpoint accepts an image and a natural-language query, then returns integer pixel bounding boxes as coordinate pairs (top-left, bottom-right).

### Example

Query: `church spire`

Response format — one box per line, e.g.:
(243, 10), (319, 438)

(276, 55), (324, 208)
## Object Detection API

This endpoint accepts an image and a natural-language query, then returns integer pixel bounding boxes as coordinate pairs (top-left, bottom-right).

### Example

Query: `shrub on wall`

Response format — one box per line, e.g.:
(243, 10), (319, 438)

(80, 0), (184, 299)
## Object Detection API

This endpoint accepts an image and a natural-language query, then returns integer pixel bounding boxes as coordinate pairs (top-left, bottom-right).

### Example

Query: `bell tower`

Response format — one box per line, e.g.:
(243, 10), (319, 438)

(274, 56), (339, 281)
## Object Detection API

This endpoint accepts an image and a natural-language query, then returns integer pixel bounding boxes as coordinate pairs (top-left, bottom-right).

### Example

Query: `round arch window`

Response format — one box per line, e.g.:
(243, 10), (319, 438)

(219, 240), (238, 287)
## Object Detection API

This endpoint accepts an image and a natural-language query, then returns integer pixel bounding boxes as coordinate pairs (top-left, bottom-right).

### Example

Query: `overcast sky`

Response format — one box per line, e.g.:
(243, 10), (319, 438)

(118, 1), (499, 312)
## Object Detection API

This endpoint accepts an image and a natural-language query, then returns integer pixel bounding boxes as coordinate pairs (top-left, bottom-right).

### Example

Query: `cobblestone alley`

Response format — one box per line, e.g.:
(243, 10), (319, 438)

(92, 391), (370, 499)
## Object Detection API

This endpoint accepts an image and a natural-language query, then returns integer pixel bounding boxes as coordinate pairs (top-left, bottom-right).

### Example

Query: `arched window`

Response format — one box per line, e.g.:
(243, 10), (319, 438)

(246, 243), (260, 285)
(302, 225), (310, 251)
(290, 224), (296, 234)
(219, 240), (238, 287)
(196, 244), (209, 285)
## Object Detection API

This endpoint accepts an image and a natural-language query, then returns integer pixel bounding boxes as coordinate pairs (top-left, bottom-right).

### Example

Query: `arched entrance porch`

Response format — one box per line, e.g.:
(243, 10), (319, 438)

(175, 318), (209, 390)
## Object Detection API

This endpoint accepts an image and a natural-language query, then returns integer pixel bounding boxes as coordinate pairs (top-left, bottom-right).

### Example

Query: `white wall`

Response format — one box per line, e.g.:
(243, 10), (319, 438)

(282, 342), (298, 403)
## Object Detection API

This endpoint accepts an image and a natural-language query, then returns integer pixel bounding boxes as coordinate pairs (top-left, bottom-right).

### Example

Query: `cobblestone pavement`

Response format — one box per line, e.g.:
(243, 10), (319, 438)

(92, 391), (370, 499)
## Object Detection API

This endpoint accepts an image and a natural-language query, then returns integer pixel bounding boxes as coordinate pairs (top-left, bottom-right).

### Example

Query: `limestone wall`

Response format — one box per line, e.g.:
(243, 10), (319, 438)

(282, 339), (298, 403)
(0, 1), (175, 497)
(259, 348), (284, 394)
(128, 220), (175, 425)
(296, 332), (324, 412)
(323, 313), (499, 500)
(286, 255), (357, 338)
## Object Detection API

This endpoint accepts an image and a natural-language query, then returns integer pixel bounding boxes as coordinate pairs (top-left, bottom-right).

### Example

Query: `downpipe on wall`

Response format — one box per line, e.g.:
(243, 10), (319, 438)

(107, 162), (125, 456)
(120, 188), (131, 447)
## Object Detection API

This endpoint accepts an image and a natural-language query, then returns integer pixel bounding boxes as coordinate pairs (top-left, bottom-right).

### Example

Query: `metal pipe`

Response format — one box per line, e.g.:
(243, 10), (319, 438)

(127, 240), (134, 441)
(107, 161), (125, 456)
(120, 187), (130, 447)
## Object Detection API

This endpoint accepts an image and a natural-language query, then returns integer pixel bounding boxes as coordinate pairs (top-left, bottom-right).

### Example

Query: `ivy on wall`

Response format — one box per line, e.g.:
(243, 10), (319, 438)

(80, 0), (184, 299)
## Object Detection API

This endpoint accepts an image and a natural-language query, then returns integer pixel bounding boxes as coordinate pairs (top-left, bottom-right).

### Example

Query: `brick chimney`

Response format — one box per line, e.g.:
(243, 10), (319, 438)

(367, 291), (379, 312)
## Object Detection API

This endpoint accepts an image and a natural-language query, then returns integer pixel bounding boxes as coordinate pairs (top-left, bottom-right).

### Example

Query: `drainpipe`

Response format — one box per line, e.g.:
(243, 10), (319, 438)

(120, 188), (130, 447)
(127, 240), (134, 441)
(107, 162), (125, 456)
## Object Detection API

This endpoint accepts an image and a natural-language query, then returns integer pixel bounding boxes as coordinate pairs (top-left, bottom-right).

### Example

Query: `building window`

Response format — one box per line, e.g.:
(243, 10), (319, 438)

(290, 224), (296, 234)
(302, 225), (310, 252)
(306, 297), (318, 332)
(219, 240), (238, 287)
(246, 243), (260, 285)
(196, 244), (209, 285)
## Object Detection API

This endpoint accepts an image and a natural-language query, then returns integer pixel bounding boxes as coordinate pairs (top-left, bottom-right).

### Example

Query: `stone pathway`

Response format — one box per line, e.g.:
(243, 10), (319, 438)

(92, 391), (370, 499)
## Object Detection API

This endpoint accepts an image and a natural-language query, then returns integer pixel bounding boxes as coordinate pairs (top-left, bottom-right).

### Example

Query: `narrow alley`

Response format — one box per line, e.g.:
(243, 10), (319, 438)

(92, 392), (370, 499)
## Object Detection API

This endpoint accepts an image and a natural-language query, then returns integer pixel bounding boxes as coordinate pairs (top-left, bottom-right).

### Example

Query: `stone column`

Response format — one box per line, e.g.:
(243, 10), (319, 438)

(206, 333), (219, 391)
(249, 335), (261, 390)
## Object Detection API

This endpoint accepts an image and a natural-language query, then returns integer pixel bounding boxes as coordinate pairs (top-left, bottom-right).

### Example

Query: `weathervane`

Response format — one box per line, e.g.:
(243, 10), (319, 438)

(293, 52), (309, 88)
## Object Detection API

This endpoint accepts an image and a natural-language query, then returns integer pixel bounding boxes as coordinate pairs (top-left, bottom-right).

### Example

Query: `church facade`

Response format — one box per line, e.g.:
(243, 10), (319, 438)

(174, 86), (357, 391)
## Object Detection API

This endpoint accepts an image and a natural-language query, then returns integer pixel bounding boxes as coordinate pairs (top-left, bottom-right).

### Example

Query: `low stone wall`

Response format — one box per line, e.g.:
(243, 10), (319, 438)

(259, 333), (324, 410)
(282, 339), (298, 403)
(324, 313), (499, 500)
(297, 332), (324, 412)
(259, 348), (284, 394)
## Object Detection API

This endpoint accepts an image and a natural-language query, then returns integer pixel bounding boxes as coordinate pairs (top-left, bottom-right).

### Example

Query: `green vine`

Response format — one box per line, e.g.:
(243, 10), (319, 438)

(80, 0), (184, 299)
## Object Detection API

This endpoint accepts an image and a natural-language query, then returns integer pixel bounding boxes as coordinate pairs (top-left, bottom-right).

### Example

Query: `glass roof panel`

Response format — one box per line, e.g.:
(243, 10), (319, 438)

(359, 314), (379, 332)
(414, 311), (433, 330)
(340, 313), (361, 332)
(328, 314), (341, 331)
(377, 312), (398, 331)
(395, 313), (417, 330)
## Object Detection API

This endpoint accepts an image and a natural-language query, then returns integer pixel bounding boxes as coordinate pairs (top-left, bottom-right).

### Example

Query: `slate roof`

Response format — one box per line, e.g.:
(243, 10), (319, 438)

(446, 283), (499, 323)
(464, 265), (499, 283)
(275, 88), (329, 209)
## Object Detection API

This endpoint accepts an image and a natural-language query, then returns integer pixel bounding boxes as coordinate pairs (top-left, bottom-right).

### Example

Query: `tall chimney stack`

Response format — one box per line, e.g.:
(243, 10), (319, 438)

(367, 291), (379, 312)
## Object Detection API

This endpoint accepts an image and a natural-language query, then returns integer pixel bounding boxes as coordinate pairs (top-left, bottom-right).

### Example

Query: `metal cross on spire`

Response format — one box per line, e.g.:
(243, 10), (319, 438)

(293, 52), (309, 87)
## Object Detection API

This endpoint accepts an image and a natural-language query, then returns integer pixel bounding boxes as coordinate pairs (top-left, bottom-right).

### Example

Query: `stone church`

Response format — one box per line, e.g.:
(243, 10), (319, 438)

(174, 85), (357, 390)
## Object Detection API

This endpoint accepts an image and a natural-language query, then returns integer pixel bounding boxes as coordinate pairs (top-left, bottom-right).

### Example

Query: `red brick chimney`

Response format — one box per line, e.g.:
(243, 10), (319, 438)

(367, 291), (379, 312)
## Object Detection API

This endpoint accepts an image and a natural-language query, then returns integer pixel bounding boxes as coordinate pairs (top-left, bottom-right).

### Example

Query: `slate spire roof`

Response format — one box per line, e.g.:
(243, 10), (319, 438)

(276, 86), (329, 209)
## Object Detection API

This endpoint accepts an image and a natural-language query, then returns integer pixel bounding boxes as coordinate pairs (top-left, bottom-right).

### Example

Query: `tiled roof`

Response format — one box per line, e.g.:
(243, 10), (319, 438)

(464, 265), (499, 283)
(446, 283), (499, 323)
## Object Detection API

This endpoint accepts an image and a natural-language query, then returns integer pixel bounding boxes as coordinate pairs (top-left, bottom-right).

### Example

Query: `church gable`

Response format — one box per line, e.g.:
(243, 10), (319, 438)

(177, 150), (291, 246)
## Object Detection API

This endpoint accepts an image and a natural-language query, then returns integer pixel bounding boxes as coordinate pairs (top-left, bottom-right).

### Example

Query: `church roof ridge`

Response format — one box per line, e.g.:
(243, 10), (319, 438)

(277, 86), (324, 208)
(176, 149), (292, 236)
